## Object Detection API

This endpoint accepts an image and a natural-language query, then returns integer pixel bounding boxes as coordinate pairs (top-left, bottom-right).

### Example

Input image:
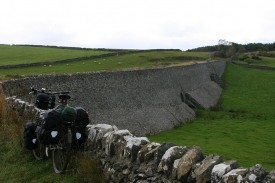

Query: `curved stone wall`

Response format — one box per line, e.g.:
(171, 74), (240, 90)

(1, 60), (226, 136)
(5, 97), (275, 182)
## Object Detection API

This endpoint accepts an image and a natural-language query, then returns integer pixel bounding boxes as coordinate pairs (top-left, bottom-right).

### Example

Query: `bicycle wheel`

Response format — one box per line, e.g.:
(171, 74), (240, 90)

(32, 143), (46, 160)
(52, 128), (72, 173)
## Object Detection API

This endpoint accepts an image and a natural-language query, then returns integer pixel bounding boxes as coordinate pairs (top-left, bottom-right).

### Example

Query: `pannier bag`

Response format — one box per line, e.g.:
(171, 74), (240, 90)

(38, 109), (63, 145)
(24, 122), (39, 150)
(62, 106), (77, 123)
(36, 93), (50, 110)
(72, 107), (90, 149)
(75, 107), (90, 126)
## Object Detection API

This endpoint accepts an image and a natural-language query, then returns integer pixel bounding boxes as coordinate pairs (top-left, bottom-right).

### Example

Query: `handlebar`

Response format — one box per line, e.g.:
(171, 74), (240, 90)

(30, 87), (70, 96)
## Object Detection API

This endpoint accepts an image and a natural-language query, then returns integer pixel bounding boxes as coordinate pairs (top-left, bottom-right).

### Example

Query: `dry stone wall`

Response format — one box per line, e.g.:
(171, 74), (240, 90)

(6, 97), (275, 183)
(1, 61), (225, 136)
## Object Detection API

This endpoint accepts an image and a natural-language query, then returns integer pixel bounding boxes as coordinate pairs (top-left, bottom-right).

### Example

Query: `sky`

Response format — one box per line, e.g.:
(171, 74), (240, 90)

(0, 0), (274, 50)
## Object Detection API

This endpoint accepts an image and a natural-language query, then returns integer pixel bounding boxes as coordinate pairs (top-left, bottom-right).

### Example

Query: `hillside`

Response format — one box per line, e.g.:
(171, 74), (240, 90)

(0, 44), (209, 79)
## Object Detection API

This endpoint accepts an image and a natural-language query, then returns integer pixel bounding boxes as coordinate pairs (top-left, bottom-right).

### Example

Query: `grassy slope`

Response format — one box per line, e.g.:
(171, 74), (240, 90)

(149, 63), (275, 171)
(258, 56), (275, 67)
(0, 50), (209, 78)
(0, 45), (111, 66)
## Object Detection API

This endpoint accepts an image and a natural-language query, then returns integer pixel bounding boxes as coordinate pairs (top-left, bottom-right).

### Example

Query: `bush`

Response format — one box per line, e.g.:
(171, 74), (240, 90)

(245, 58), (261, 64)
(239, 54), (249, 61)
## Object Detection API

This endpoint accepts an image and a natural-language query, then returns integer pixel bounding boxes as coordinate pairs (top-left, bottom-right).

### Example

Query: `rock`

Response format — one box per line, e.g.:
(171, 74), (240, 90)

(102, 130), (133, 157)
(223, 168), (248, 183)
(194, 154), (223, 183)
(172, 159), (181, 180)
(176, 147), (204, 182)
(243, 164), (267, 182)
(211, 160), (239, 183)
(157, 146), (189, 176)
(155, 143), (177, 165)
(137, 142), (161, 164)
(87, 124), (117, 148)
(123, 136), (149, 161)
(263, 170), (275, 183)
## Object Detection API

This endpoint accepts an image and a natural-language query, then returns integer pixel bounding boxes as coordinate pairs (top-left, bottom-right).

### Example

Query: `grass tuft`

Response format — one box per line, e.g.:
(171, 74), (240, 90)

(72, 153), (108, 183)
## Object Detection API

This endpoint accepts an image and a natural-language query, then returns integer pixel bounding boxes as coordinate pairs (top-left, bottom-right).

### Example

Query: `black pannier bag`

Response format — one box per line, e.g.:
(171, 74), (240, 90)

(36, 93), (50, 110)
(38, 109), (63, 145)
(24, 122), (39, 150)
(72, 107), (90, 149)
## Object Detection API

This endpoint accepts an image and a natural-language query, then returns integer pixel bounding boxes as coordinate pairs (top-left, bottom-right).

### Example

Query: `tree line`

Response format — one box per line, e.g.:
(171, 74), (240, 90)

(188, 42), (275, 52)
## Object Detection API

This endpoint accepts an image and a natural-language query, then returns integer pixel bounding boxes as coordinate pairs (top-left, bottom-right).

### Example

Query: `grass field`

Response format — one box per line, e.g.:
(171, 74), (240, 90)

(236, 54), (275, 67)
(0, 45), (112, 66)
(257, 56), (275, 67)
(0, 46), (209, 79)
(149, 63), (275, 171)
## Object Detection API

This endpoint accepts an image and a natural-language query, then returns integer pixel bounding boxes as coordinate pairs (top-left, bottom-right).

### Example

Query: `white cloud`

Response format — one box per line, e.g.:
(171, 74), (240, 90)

(0, 0), (274, 50)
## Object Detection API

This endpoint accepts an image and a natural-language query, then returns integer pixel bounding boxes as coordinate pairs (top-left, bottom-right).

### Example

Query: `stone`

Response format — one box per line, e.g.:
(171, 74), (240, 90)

(87, 124), (117, 148)
(123, 136), (149, 161)
(263, 170), (275, 183)
(223, 168), (248, 183)
(137, 142), (161, 164)
(157, 146), (189, 176)
(155, 143), (177, 165)
(176, 147), (204, 182)
(102, 130), (133, 157)
(211, 160), (239, 183)
(194, 154), (223, 183)
(243, 164), (267, 182)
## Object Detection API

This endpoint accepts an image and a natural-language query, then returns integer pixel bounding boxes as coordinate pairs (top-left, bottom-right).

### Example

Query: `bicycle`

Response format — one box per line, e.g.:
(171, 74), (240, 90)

(29, 88), (69, 161)
(29, 87), (89, 173)
(29, 87), (56, 160)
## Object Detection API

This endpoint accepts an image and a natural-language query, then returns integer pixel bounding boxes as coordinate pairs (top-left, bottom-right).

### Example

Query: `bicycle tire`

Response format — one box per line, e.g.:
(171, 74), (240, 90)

(52, 128), (72, 173)
(32, 143), (46, 160)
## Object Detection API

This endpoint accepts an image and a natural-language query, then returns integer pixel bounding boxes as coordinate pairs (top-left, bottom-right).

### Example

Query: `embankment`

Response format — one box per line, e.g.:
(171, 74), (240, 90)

(1, 60), (226, 136)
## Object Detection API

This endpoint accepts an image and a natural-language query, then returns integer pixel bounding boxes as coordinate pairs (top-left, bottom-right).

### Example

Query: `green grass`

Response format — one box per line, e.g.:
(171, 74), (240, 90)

(0, 45), (111, 66)
(0, 50), (209, 78)
(0, 92), (107, 183)
(257, 56), (275, 67)
(149, 63), (275, 171)
(0, 143), (78, 183)
(236, 54), (275, 67)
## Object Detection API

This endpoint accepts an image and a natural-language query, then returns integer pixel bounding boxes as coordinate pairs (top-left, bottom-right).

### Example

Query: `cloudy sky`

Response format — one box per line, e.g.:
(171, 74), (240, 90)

(0, 0), (274, 50)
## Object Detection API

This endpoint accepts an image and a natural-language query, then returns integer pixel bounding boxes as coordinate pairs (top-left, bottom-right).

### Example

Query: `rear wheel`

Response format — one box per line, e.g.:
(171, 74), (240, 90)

(52, 128), (72, 173)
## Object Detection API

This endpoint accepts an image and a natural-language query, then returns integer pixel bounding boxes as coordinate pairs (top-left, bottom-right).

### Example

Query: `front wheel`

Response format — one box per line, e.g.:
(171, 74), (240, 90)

(32, 143), (46, 160)
(52, 128), (72, 173)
